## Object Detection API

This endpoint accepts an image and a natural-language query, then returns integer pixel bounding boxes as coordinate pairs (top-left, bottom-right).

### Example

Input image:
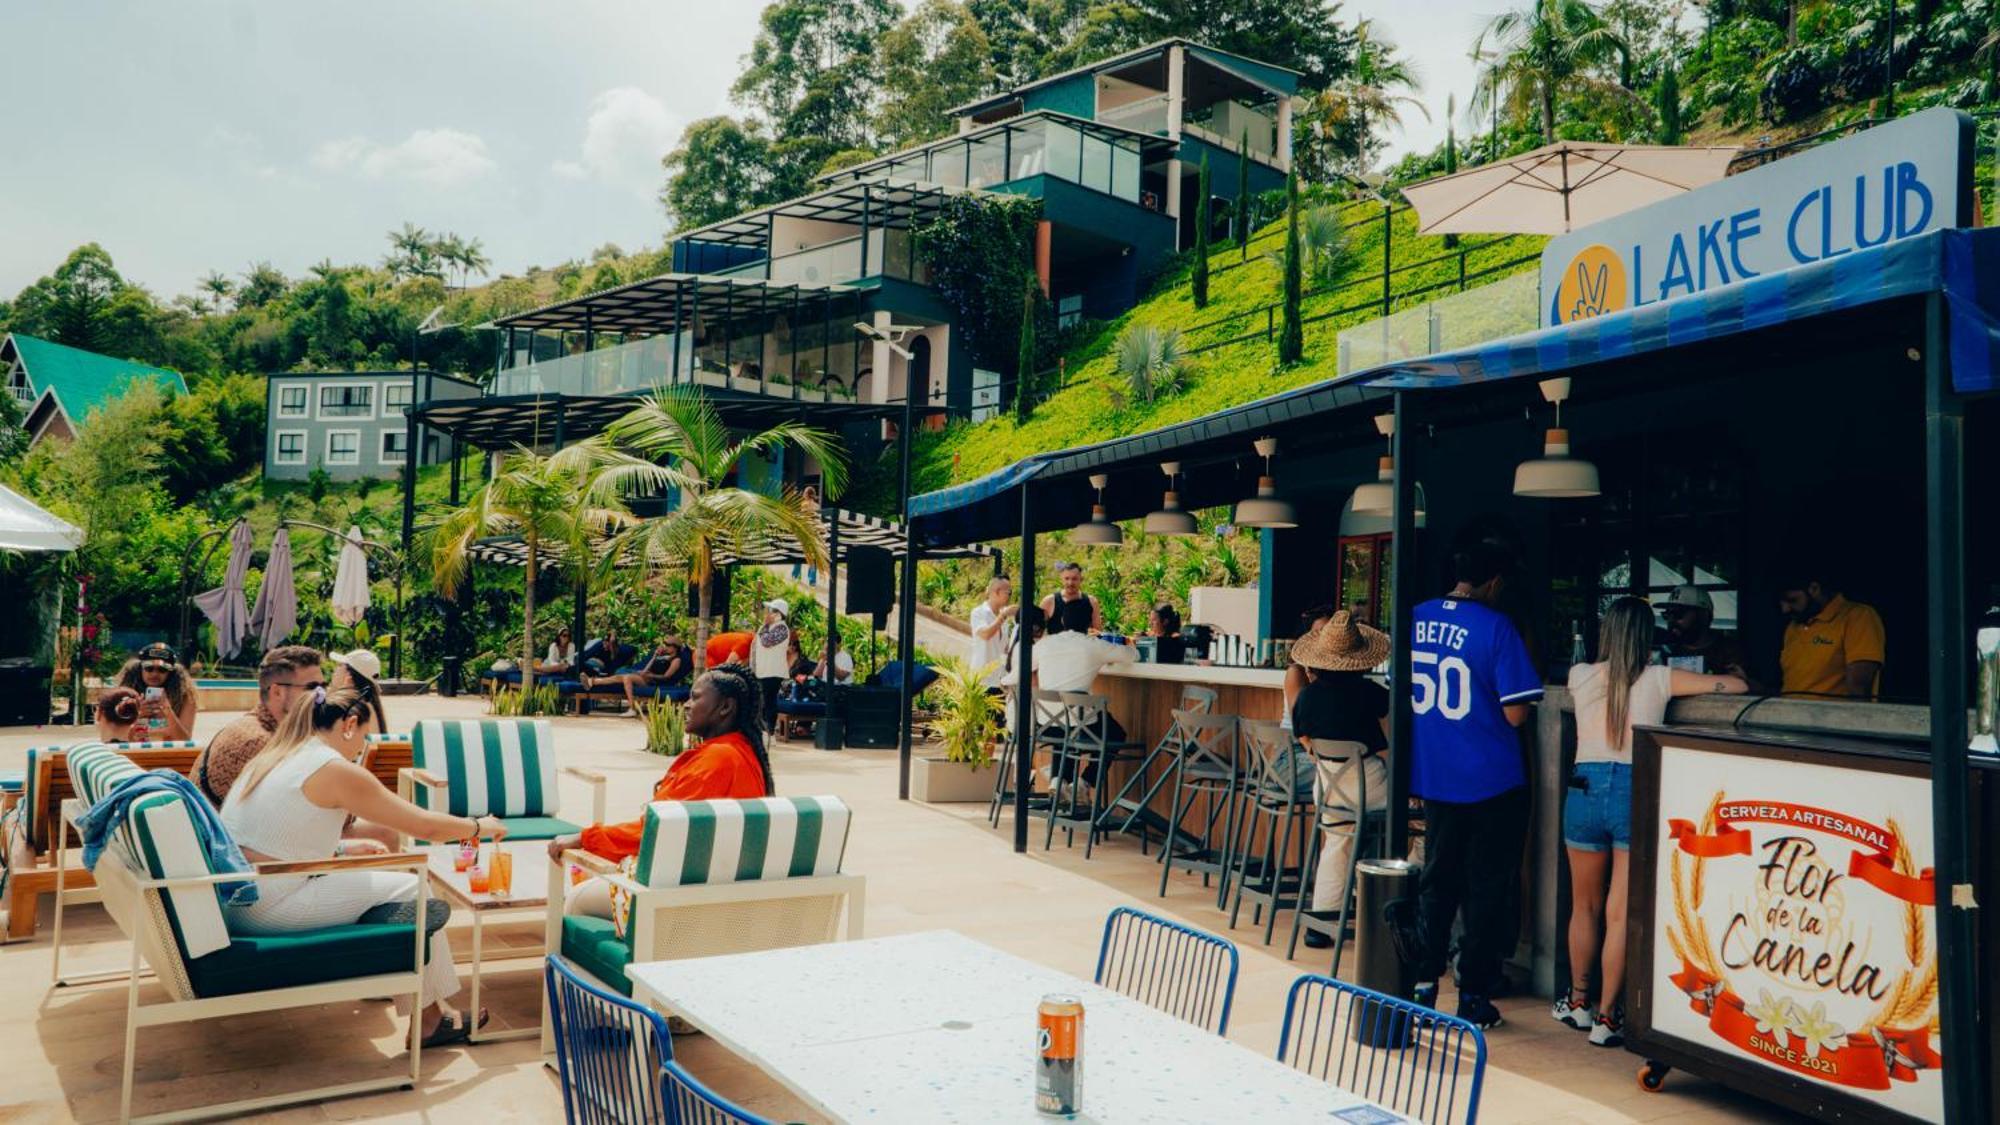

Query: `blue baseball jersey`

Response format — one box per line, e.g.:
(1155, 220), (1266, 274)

(1408, 596), (1544, 802)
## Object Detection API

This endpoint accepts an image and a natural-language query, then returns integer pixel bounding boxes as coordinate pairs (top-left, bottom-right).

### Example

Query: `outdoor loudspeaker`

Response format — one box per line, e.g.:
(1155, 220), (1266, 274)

(845, 546), (895, 616)
(687, 567), (732, 619)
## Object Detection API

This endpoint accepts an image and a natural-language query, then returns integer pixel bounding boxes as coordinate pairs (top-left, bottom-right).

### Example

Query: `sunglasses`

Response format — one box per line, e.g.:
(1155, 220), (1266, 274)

(276, 679), (327, 691)
(142, 662), (172, 673)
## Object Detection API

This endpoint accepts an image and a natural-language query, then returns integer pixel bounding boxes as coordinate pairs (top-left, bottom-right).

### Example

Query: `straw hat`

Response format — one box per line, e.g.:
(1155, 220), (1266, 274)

(1291, 611), (1390, 672)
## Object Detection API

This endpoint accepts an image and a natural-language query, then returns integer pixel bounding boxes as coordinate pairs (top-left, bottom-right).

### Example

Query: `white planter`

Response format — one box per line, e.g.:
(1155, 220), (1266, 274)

(910, 756), (997, 804)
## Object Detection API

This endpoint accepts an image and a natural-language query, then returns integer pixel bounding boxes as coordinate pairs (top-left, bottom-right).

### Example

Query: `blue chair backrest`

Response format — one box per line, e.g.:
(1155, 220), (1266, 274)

(546, 955), (674, 1124)
(875, 661), (937, 693)
(662, 1060), (771, 1125)
(1277, 973), (1486, 1125)
(1093, 906), (1239, 1035)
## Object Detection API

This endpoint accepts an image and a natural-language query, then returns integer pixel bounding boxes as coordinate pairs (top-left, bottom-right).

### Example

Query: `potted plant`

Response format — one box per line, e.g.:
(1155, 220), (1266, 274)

(639, 697), (688, 756)
(911, 656), (1002, 803)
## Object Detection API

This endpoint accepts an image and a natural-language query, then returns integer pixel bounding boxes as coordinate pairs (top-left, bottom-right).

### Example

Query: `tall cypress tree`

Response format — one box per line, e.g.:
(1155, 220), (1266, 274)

(1014, 277), (1037, 422)
(1191, 153), (1211, 309)
(1277, 170), (1303, 365)
(1443, 94), (1459, 251)
(1657, 61), (1683, 145)
(1236, 129), (1252, 259)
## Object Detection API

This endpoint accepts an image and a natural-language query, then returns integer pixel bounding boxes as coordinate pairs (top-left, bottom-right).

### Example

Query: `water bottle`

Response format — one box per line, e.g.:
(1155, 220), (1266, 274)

(1974, 589), (2000, 753)
(1569, 621), (1587, 669)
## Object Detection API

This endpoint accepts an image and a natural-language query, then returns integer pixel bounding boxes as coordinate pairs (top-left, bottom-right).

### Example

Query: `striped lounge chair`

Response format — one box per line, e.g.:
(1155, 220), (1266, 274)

(50, 742), (429, 1123)
(400, 719), (606, 842)
(543, 796), (864, 1052)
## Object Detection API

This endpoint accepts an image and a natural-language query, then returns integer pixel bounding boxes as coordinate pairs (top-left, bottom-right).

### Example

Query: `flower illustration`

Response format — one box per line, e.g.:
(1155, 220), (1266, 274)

(1794, 1001), (1848, 1059)
(1747, 990), (1794, 1038)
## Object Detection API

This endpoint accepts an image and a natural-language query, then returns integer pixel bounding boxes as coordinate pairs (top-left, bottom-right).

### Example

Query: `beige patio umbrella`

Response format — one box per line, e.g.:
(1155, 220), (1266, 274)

(1401, 141), (1739, 235)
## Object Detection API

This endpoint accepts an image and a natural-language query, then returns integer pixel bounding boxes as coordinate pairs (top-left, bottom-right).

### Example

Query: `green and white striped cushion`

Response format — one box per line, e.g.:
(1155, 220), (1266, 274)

(23, 740), (199, 848)
(410, 719), (558, 818)
(632, 796), (852, 889)
(67, 742), (232, 959)
(365, 732), (411, 745)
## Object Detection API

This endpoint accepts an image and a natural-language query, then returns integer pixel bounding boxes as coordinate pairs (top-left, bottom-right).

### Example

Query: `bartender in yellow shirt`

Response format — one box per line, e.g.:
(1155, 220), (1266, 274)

(1777, 570), (1885, 699)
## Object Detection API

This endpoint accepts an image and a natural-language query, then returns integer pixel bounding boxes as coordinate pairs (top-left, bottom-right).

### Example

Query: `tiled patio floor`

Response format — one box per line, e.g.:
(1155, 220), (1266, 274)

(0, 697), (1799, 1122)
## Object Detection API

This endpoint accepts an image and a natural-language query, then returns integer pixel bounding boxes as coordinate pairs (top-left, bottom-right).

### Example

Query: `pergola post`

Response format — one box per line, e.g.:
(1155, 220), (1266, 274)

(816, 501), (844, 749)
(895, 362), (918, 799)
(859, 184), (872, 278)
(672, 280), (685, 383)
(396, 403), (418, 681)
(1012, 484), (1036, 853)
(1923, 292), (1985, 1123)
(1386, 390), (1419, 855)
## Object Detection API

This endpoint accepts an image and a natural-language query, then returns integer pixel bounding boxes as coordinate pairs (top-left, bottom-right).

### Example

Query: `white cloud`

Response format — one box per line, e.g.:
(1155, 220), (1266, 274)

(550, 87), (679, 196)
(310, 128), (496, 187)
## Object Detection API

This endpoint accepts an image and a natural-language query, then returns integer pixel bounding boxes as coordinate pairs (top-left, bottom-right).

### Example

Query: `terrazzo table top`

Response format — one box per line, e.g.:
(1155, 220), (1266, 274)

(627, 929), (1408, 1124)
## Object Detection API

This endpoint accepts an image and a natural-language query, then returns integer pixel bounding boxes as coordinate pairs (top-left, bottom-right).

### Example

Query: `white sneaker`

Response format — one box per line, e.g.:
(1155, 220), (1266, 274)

(1589, 1006), (1625, 1047)
(1550, 990), (1592, 1031)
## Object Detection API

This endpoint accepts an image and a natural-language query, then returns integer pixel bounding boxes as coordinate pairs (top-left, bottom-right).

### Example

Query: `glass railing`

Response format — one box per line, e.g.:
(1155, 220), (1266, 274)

(1183, 99), (1279, 159)
(490, 335), (677, 398)
(712, 259), (769, 280)
(1097, 93), (1170, 135)
(486, 330), (872, 404)
(1335, 271), (1539, 376)
(768, 237), (864, 286)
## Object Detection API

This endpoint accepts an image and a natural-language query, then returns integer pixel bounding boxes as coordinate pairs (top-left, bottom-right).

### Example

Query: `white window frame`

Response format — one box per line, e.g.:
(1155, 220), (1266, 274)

(384, 382), (413, 410)
(324, 428), (362, 465)
(380, 429), (408, 464)
(276, 385), (309, 418)
(317, 384), (375, 420)
(274, 429), (308, 465)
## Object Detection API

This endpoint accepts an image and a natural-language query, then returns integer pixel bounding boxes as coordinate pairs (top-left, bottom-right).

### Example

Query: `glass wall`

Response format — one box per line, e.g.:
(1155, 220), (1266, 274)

(1045, 121), (1081, 185)
(968, 135), (1007, 189)
(828, 115), (1147, 205)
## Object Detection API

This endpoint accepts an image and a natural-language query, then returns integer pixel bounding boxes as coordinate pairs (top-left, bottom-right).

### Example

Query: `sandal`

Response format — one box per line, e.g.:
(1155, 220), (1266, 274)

(421, 1007), (490, 1048)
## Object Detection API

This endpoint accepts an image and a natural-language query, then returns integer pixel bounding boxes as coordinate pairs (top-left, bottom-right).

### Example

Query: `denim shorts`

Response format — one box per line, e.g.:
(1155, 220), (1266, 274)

(1563, 761), (1632, 852)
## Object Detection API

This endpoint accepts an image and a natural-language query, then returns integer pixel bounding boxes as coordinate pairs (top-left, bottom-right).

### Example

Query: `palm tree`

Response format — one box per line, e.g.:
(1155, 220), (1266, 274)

(428, 445), (633, 693)
(576, 385), (848, 674)
(1310, 20), (1428, 172)
(1474, 0), (1626, 145)
(198, 270), (234, 311)
(458, 237), (492, 287)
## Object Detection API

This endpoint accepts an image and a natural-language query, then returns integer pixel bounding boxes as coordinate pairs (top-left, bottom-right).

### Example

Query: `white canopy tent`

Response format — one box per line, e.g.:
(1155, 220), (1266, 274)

(1401, 141), (1740, 235)
(0, 484), (80, 553)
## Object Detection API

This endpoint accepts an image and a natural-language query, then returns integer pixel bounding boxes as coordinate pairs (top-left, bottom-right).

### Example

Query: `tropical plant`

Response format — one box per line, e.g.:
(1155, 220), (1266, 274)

(1474, 0), (1628, 144)
(492, 684), (564, 717)
(197, 270), (234, 312)
(428, 445), (633, 694)
(1304, 19), (1427, 174)
(640, 697), (689, 756)
(930, 654), (1001, 767)
(1299, 206), (1353, 284)
(576, 384), (848, 675)
(1114, 323), (1193, 405)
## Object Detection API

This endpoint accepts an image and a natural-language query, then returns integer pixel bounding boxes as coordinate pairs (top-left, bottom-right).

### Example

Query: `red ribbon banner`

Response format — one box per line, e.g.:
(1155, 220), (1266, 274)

(1667, 801), (1937, 906)
(1669, 961), (1944, 1090)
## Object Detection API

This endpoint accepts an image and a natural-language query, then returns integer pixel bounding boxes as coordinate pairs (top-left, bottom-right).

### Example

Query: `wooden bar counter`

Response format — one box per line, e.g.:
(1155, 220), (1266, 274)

(1092, 661), (1287, 750)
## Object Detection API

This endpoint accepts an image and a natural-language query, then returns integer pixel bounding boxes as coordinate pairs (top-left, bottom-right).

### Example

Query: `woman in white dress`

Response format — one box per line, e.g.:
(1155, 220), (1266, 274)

(221, 685), (508, 1046)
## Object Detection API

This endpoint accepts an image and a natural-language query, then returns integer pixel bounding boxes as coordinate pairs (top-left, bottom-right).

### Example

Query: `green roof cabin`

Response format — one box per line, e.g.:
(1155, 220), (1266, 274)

(0, 333), (188, 446)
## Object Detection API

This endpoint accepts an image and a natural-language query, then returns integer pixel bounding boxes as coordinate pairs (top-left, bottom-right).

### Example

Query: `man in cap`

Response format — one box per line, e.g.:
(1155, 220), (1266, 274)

(1657, 586), (1748, 681)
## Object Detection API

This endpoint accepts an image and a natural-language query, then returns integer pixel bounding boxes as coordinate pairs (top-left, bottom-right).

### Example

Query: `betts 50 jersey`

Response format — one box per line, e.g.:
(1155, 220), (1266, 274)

(1408, 597), (1543, 802)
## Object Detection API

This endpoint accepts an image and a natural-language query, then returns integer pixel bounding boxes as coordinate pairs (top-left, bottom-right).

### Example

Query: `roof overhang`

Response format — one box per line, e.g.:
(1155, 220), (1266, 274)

(677, 179), (967, 249)
(488, 275), (859, 336)
(413, 390), (933, 453)
(950, 37), (1302, 117)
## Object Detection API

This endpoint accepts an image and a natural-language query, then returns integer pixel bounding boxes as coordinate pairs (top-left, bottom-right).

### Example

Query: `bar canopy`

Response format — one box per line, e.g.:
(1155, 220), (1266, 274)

(488, 273), (857, 335)
(465, 509), (999, 570)
(908, 226), (2000, 549)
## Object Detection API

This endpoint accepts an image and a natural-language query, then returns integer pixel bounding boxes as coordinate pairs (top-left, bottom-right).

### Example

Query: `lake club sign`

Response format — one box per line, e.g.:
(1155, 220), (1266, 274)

(1541, 107), (1974, 327)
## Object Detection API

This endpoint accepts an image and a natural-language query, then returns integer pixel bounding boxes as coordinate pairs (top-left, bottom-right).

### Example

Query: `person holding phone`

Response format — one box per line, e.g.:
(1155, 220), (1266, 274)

(96, 642), (199, 743)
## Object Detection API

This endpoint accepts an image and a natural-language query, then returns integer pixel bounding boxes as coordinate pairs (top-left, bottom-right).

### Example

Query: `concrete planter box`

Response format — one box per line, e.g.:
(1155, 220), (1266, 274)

(910, 755), (996, 804)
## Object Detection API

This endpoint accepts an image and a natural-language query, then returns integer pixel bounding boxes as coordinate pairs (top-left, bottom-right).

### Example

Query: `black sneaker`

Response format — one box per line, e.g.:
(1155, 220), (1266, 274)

(1412, 981), (1439, 1010)
(1456, 992), (1504, 1030)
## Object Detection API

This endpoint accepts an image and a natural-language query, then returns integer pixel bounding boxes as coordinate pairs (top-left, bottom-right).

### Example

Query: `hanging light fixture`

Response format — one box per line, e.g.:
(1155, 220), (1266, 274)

(1143, 461), (1199, 535)
(1232, 436), (1297, 528)
(1351, 413), (1426, 522)
(1072, 473), (1125, 546)
(1514, 377), (1601, 498)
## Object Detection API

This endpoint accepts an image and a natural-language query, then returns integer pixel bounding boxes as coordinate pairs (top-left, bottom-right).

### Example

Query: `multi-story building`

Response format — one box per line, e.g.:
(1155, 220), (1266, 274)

(264, 369), (479, 481)
(0, 332), (188, 446)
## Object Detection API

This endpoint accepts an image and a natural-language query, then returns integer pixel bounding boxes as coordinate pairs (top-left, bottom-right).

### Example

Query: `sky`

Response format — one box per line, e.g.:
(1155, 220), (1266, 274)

(0, 0), (1492, 302)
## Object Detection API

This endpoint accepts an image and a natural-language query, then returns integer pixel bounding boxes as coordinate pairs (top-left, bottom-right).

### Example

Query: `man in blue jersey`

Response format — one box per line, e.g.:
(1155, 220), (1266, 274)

(1405, 541), (1541, 1029)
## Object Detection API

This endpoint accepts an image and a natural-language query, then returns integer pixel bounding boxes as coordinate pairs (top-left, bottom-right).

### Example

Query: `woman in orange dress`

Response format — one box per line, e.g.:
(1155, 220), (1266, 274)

(550, 668), (774, 915)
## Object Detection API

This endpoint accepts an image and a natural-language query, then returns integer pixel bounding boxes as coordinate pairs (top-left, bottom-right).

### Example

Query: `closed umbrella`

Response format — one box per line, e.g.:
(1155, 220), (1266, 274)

(1401, 141), (1739, 235)
(191, 521), (254, 658)
(330, 526), (372, 628)
(250, 529), (298, 650)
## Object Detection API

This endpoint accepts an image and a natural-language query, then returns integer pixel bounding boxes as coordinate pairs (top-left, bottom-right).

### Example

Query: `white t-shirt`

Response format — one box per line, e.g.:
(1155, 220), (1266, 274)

(1569, 662), (1674, 764)
(969, 603), (1008, 686)
(820, 650), (855, 682)
(753, 622), (792, 679)
(546, 641), (576, 666)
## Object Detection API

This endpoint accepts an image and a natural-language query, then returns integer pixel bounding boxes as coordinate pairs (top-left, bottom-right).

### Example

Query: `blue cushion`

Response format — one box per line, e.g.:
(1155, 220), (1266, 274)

(776, 700), (827, 717)
(876, 661), (938, 693)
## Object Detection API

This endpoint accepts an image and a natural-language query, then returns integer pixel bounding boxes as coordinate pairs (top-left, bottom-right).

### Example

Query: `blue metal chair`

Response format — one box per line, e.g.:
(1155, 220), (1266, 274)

(1277, 974), (1487, 1125)
(1093, 906), (1240, 1035)
(547, 955), (773, 1124)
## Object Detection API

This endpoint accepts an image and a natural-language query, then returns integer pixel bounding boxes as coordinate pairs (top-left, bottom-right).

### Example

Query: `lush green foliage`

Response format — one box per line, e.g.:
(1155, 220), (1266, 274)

(929, 654), (1001, 766)
(913, 193), (1045, 371)
(640, 697), (689, 755)
(1114, 323), (1192, 406)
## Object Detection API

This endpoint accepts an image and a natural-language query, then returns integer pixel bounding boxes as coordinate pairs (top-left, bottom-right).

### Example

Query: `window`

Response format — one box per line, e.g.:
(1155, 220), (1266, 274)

(325, 430), (360, 465)
(277, 385), (308, 417)
(380, 430), (407, 463)
(384, 383), (413, 410)
(319, 385), (373, 418)
(274, 431), (306, 465)
(1337, 533), (1395, 633)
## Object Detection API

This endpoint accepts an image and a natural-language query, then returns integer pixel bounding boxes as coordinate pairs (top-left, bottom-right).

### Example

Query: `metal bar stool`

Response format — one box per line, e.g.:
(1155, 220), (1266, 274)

(1098, 683), (1218, 852)
(986, 687), (1063, 827)
(1226, 719), (1318, 945)
(1285, 738), (1388, 978)
(1155, 709), (1241, 906)
(1041, 691), (1145, 855)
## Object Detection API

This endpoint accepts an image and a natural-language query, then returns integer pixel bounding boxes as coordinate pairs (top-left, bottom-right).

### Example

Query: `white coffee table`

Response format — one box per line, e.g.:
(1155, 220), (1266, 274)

(425, 840), (549, 1043)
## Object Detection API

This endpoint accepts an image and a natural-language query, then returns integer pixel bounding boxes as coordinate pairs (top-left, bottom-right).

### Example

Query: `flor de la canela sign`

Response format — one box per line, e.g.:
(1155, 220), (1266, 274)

(1541, 107), (1975, 328)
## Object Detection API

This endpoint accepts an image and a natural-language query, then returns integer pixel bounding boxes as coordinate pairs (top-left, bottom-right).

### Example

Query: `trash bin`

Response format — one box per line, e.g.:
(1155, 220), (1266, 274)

(1353, 857), (1420, 1003)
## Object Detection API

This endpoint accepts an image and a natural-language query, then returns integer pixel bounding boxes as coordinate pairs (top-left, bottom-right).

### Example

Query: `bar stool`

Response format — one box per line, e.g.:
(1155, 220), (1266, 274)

(1098, 683), (1218, 851)
(1226, 719), (1317, 945)
(986, 687), (1062, 827)
(1041, 692), (1145, 855)
(1155, 709), (1241, 906)
(1285, 738), (1386, 978)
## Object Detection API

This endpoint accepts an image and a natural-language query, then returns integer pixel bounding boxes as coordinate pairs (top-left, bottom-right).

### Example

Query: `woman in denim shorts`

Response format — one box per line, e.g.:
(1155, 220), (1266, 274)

(1560, 598), (1746, 1047)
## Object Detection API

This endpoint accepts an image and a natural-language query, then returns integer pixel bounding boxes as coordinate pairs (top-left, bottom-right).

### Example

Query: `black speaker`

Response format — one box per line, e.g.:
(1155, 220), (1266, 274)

(845, 546), (895, 615)
(838, 685), (901, 748)
(686, 567), (732, 619)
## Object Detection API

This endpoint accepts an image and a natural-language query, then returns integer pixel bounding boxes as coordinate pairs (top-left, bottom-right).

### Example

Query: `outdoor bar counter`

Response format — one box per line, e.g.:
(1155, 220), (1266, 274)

(1093, 661), (1286, 749)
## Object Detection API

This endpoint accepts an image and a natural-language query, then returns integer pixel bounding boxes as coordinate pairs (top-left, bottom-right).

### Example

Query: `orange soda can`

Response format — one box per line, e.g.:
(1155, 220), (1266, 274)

(1035, 993), (1083, 1116)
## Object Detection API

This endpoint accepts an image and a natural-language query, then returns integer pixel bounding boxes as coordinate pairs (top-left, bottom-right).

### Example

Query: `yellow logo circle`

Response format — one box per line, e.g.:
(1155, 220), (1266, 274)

(1553, 244), (1628, 324)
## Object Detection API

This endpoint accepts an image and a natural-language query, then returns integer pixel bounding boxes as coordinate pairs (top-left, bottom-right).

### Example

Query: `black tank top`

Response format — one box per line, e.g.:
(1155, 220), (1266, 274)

(1048, 592), (1095, 635)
